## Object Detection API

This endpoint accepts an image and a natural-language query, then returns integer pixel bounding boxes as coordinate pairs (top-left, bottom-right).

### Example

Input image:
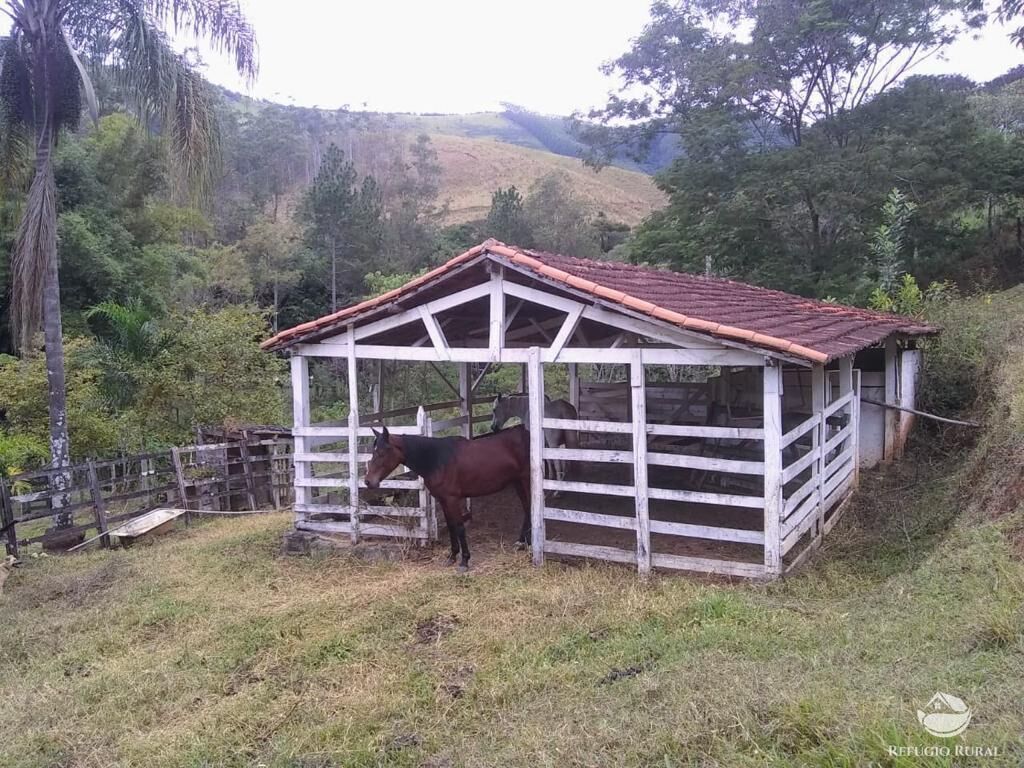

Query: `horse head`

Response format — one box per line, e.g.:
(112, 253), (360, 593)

(491, 393), (508, 433)
(365, 426), (403, 489)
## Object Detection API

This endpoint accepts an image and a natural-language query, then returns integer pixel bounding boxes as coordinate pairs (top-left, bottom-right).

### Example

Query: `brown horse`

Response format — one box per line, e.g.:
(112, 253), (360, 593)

(365, 425), (531, 571)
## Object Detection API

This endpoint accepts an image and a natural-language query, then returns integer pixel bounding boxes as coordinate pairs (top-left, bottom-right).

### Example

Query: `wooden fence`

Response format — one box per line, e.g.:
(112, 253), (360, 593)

(0, 432), (294, 557)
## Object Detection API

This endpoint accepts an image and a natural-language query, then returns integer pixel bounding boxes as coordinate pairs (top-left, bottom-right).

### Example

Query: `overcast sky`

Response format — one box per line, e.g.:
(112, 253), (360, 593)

(188, 0), (1024, 115)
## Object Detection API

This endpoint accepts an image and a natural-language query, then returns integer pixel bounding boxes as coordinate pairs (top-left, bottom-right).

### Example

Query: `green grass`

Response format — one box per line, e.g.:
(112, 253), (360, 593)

(3, 290), (1024, 767)
(2, 439), (1022, 768)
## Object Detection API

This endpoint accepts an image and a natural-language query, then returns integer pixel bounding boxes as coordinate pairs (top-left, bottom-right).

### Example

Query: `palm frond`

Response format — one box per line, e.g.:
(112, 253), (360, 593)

(9, 151), (57, 352)
(146, 0), (258, 82)
(0, 36), (33, 197)
(59, 26), (99, 124)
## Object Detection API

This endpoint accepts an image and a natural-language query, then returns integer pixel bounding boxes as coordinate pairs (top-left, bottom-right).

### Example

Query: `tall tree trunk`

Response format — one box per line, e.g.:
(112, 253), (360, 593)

(21, 18), (73, 529)
(331, 237), (338, 313)
(272, 280), (279, 333)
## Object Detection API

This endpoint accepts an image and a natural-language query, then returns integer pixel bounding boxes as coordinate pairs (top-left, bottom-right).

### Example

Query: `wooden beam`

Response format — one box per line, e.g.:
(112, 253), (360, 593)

(503, 280), (588, 317)
(811, 363), (826, 538)
(568, 363), (579, 410)
(493, 255), (808, 365)
(883, 339), (898, 461)
(763, 363), (783, 577)
(293, 344), (763, 367)
(417, 306), (450, 361)
(504, 299), (524, 333)
(527, 346), (546, 565)
(631, 349), (651, 576)
(528, 317), (554, 343)
(838, 355), (857, 487)
(489, 266), (505, 361)
(550, 305), (584, 361)
(459, 363), (472, 440)
(346, 326), (360, 544)
(582, 304), (719, 350)
(417, 406), (435, 542)
(429, 362), (462, 398)
(471, 362), (492, 392)
(290, 355), (311, 513)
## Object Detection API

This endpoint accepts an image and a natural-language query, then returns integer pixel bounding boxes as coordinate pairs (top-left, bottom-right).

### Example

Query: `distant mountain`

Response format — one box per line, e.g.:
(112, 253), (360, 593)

(385, 107), (681, 174)
(217, 90), (670, 227)
(428, 134), (665, 225)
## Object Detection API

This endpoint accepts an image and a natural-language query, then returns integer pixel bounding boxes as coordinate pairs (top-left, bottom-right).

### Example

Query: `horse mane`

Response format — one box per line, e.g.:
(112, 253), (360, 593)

(399, 434), (459, 478)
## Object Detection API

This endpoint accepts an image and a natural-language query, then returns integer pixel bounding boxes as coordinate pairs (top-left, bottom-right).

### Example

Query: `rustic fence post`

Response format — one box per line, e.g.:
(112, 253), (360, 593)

(238, 432), (258, 511)
(86, 460), (110, 549)
(0, 478), (17, 558)
(171, 447), (190, 526)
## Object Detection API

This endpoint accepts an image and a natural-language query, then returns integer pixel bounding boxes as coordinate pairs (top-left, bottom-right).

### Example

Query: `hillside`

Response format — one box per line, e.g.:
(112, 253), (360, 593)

(429, 133), (666, 226)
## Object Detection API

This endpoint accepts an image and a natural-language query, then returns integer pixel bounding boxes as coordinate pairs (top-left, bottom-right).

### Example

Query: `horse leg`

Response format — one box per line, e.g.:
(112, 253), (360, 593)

(513, 476), (531, 549)
(439, 498), (460, 566)
(544, 429), (563, 497)
(563, 427), (577, 481)
(450, 498), (469, 572)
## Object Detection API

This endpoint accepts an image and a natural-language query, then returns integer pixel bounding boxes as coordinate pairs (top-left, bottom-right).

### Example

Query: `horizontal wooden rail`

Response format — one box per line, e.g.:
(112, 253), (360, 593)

(649, 552), (766, 578)
(823, 391), (855, 418)
(544, 507), (636, 530)
(781, 414), (818, 448)
(542, 447), (764, 475)
(782, 447), (819, 484)
(647, 486), (764, 509)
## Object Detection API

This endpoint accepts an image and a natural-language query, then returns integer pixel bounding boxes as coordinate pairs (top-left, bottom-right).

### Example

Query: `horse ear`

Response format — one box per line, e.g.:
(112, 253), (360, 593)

(381, 425), (390, 439)
(371, 427), (380, 439)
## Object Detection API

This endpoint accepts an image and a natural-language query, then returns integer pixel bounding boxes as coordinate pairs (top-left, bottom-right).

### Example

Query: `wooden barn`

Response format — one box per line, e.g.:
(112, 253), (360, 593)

(262, 240), (935, 578)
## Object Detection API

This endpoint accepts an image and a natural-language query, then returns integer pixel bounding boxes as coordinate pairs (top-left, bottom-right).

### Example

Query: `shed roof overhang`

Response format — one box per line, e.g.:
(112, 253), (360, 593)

(262, 240), (938, 365)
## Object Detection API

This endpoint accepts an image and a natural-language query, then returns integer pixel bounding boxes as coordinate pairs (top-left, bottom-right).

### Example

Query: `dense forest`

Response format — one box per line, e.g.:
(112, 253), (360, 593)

(2, 0), (1024, 480)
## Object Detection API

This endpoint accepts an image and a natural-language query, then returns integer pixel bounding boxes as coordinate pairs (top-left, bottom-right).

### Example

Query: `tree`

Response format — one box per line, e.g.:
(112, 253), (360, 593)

(0, 0), (256, 529)
(868, 188), (917, 292)
(994, 0), (1024, 47)
(589, 0), (983, 154)
(485, 186), (532, 246)
(523, 172), (600, 256)
(239, 217), (300, 331)
(297, 144), (383, 312)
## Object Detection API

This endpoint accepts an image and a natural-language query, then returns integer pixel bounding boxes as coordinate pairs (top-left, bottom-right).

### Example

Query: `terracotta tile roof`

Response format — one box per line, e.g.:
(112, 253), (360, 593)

(262, 240), (937, 362)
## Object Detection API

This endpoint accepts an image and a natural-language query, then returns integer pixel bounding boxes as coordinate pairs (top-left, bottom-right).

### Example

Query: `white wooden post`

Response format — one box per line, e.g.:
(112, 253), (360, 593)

(416, 406), (432, 543)
(839, 355), (855, 486)
(527, 346), (545, 566)
(763, 362), (783, 576)
(630, 350), (651, 576)
(423, 410), (439, 541)
(883, 338), (898, 462)
(852, 368), (862, 487)
(459, 363), (472, 439)
(372, 360), (384, 414)
(489, 265), (504, 361)
(811, 363), (826, 537)
(346, 325), (360, 544)
(568, 363), (580, 411)
(291, 355), (310, 518)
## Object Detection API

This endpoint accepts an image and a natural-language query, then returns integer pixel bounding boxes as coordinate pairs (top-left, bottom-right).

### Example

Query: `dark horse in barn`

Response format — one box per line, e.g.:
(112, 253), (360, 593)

(364, 425), (531, 571)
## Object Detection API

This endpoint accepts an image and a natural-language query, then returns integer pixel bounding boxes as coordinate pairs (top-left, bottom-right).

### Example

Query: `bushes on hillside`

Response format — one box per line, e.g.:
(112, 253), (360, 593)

(0, 306), (287, 470)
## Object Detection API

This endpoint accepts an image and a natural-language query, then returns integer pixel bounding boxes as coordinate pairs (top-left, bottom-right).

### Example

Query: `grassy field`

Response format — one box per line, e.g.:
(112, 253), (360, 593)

(1, 436), (1022, 767)
(428, 134), (665, 227)
(3, 291), (1024, 767)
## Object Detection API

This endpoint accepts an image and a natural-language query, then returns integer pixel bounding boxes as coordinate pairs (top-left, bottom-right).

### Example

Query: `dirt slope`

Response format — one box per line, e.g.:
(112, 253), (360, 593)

(430, 133), (666, 226)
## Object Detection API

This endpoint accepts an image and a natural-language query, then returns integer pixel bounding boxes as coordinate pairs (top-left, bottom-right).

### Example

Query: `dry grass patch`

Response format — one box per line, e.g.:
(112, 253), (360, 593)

(1, 475), (1023, 768)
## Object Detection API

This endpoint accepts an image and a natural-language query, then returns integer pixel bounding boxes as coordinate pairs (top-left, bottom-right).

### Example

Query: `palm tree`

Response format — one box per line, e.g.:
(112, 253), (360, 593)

(0, 0), (256, 530)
